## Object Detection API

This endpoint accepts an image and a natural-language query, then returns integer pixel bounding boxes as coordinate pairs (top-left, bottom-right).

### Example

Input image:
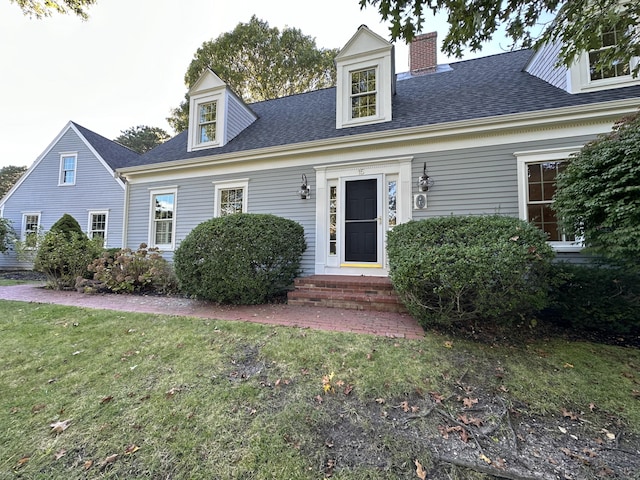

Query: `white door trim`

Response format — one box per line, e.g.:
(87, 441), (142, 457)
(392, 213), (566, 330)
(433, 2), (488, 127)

(314, 156), (413, 275)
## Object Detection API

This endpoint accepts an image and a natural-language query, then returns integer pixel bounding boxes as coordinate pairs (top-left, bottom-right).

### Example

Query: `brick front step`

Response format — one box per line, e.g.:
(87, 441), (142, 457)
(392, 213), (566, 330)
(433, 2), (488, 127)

(287, 275), (407, 313)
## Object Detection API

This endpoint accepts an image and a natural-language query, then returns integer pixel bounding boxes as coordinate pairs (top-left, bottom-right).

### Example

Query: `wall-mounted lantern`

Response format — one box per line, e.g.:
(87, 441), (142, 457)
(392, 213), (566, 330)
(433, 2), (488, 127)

(299, 174), (311, 199)
(418, 162), (434, 191)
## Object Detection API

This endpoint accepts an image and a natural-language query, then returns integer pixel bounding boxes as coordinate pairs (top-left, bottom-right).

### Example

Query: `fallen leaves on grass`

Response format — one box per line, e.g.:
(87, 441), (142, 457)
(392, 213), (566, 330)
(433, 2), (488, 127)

(100, 396), (114, 404)
(462, 397), (478, 408)
(562, 408), (579, 421)
(414, 459), (427, 479)
(165, 387), (181, 398)
(430, 392), (445, 404)
(99, 453), (118, 470)
(15, 456), (29, 469)
(124, 444), (140, 455)
(54, 449), (67, 460)
(50, 419), (71, 434)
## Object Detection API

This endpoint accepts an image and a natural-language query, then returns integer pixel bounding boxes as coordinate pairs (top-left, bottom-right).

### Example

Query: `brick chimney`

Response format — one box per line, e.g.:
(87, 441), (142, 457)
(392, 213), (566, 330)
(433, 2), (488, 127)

(410, 32), (438, 75)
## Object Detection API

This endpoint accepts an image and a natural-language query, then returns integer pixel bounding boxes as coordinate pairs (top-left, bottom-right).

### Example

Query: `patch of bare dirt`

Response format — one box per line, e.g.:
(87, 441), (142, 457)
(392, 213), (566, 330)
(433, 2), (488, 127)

(308, 387), (639, 479)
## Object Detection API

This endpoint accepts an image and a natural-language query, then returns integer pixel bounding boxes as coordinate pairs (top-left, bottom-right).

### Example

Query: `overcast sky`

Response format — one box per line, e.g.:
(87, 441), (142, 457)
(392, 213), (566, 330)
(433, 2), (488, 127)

(0, 0), (511, 169)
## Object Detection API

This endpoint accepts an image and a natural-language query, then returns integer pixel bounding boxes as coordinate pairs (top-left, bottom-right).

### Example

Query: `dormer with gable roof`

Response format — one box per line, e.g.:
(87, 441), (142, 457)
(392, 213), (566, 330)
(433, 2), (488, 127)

(187, 69), (258, 152)
(335, 25), (395, 129)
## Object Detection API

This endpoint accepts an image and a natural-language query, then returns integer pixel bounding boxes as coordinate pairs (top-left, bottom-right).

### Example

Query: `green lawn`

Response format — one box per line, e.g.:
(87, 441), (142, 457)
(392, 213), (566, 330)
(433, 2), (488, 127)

(1, 300), (638, 479)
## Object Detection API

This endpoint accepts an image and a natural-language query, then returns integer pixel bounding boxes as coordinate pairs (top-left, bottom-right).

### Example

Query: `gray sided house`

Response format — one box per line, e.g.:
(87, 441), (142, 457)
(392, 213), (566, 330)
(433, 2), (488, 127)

(0, 121), (139, 269)
(118, 26), (640, 278)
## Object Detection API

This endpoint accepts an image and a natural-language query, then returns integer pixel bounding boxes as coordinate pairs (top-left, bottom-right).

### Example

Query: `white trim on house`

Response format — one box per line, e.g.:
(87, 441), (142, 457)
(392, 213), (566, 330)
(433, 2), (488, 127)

(118, 98), (638, 184)
(212, 178), (249, 216)
(147, 186), (178, 251)
(568, 53), (640, 93)
(314, 156), (412, 275)
(20, 211), (41, 246)
(58, 152), (77, 186)
(87, 210), (109, 245)
(514, 146), (583, 252)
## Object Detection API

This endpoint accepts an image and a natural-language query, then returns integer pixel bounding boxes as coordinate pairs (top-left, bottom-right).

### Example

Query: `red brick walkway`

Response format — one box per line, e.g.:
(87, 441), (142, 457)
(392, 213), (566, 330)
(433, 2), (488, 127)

(0, 284), (424, 339)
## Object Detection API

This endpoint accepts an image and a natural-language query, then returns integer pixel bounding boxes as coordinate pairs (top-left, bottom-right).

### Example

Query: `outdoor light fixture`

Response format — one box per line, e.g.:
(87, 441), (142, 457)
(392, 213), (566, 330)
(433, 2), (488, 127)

(299, 174), (311, 199)
(418, 162), (434, 191)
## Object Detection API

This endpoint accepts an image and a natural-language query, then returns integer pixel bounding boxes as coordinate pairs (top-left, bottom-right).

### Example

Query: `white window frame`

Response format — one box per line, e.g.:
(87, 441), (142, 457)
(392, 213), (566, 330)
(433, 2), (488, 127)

(59, 152), (77, 186)
(148, 187), (177, 251)
(349, 67), (378, 120)
(515, 147), (583, 252)
(213, 179), (249, 217)
(188, 91), (226, 152)
(336, 57), (392, 128)
(21, 212), (41, 248)
(569, 19), (640, 93)
(87, 210), (109, 245)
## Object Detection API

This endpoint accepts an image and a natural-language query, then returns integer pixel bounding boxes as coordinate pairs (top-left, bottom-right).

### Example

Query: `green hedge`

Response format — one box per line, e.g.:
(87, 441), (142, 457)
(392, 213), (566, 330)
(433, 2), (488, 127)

(387, 215), (555, 328)
(547, 263), (640, 334)
(174, 214), (306, 304)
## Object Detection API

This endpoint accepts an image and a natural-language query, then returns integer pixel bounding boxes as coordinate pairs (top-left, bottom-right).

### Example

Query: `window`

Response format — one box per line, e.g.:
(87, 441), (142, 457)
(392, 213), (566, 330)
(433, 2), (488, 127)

(59, 154), (77, 185)
(88, 211), (108, 243)
(516, 147), (582, 251)
(22, 213), (40, 248)
(329, 184), (337, 255)
(198, 101), (217, 144)
(387, 177), (397, 230)
(214, 179), (248, 217)
(350, 68), (377, 119)
(525, 162), (574, 242)
(589, 25), (630, 81)
(149, 188), (177, 249)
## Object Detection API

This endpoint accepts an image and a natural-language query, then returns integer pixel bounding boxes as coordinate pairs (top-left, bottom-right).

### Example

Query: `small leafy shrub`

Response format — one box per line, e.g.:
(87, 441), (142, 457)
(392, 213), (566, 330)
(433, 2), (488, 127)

(547, 263), (640, 334)
(174, 214), (306, 304)
(88, 244), (178, 294)
(0, 218), (16, 254)
(34, 214), (102, 289)
(387, 215), (555, 329)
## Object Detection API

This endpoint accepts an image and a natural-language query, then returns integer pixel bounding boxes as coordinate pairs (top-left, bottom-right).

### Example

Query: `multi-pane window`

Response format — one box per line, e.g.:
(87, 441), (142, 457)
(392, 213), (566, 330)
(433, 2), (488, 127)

(329, 185), (337, 255)
(219, 188), (244, 216)
(60, 154), (76, 184)
(152, 193), (175, 247)
(589, 25), (630, 81)
(23, 213), (40, 248)
(350, 68), (376, 119)
(526, 162), (574, 242)
(89, 212), (107, 241)
(198, 101), (217, 144)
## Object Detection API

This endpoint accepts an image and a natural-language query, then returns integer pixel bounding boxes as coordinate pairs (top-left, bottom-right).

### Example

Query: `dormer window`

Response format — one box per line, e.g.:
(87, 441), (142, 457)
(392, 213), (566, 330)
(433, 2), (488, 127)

(588, 25), (630, 81)
(335, 26), (394, 129)
(187, 69), (257, 152)
(198, 101), (218, 144)
(351, 68), (377, 119)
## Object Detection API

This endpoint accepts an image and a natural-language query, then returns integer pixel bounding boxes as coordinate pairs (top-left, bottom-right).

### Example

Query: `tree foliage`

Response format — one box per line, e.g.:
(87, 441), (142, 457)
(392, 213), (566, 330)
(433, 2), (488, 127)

(167, 16), (338, 133)
(10, 0), (95, 19)
(360, 0), (640, 75)
(114, 125), (170, 154)
(553, 113), (640, 271)
(0, 165), (27, 199)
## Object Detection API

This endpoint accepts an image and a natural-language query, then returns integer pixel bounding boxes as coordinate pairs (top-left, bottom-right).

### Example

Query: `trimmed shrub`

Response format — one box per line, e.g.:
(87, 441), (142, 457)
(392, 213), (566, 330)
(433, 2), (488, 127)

(546, 263), (640, 334)
(387, 215), (555, 328)
(34, 214), (102, 289)
(174, 214), (306, 304)
(88, 244), (178, 294)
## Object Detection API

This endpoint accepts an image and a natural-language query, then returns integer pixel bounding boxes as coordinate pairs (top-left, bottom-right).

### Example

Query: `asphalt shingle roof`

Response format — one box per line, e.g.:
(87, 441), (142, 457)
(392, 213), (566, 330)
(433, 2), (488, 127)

(131, 49), (640, 168)
(72, 122), (140, 170)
